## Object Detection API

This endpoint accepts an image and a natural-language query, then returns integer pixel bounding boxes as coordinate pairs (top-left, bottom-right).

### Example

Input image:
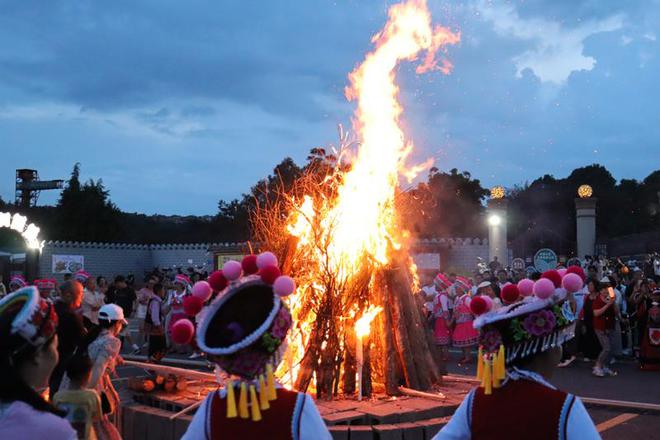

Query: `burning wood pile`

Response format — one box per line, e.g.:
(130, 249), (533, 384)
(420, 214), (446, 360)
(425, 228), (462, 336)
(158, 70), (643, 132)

(251, 0), (460, 400)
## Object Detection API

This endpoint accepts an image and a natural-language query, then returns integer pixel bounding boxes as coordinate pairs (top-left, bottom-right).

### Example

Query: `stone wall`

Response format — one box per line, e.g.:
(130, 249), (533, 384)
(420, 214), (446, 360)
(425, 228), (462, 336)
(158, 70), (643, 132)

(39, 238), (502, 282)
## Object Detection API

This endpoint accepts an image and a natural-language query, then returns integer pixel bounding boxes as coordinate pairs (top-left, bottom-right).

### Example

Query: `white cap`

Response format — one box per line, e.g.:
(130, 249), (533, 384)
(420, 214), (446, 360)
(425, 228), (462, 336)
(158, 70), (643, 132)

(599, 276), (612, 285)
(98, 304), (128, 325)
(477, 281), (492, 289)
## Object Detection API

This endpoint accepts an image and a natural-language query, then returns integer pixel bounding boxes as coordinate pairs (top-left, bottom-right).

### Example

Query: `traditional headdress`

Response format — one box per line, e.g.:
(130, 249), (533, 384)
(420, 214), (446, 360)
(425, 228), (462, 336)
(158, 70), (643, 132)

(0, 286), (58, 355)
(73, 270), (91, 284)
(451, 277), (471, 297)
(469, 269), (584, 395)
(174, 274), (192, 289)
(34, 278), (57, 292)
(434, 273), (452, 292)
(9, 274), (27, 289)
(195, 251), (296, 422)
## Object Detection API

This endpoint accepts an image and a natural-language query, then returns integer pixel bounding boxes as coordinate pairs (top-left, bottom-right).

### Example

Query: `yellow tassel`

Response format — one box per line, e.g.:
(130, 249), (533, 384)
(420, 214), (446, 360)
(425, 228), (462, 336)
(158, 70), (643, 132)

(266, 363), (277, 401)
(226, 381), (237, 418)
(476, 347), (483, 381)
(259, 375), (270, 410)
(482, 359), (492, 395)
(249, 384), (262, 421)
(496, 345), (506, 380)
(238, 382), (249, 419)
(492, 355), (501, 389)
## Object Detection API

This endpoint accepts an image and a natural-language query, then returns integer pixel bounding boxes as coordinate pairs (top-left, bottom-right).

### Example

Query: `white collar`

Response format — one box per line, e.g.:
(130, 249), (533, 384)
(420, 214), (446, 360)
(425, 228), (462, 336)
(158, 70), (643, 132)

(504, 367), (556, 390)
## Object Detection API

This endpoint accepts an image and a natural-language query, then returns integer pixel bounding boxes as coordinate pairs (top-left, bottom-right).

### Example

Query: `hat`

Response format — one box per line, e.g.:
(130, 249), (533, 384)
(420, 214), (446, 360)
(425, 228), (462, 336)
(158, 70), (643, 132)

(433, 273), (452, 291)
(9, 274), (27, 289)
(98, 304), (128, 325)
(34, 279), (57, 291)
(451, 278), (471, 296)
(470, 280), (579, 395)
(599, 276), (612, 285)
(174, 274), (192, 288)
(477, 281), (492, 290)
(0, 286), (58, 351)
(73, 270), (90, 283)
(196, 252), (296, 421)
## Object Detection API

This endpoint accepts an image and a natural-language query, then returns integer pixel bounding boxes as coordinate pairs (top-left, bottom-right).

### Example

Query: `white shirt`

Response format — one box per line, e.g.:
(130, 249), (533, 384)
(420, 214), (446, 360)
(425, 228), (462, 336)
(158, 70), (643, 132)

(432, 369), (600, 439)
(182, 384), (331, 440)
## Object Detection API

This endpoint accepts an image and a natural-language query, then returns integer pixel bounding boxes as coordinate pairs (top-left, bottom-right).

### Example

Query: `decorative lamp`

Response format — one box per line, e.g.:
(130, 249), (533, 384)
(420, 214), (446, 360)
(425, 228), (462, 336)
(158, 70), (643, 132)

(490, 186), (505, 199)
(577, 184), (593, 198)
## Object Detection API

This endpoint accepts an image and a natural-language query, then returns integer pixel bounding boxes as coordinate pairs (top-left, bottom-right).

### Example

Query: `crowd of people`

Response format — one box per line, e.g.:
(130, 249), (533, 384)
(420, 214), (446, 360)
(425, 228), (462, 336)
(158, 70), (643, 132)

(421, 254), (660, 375)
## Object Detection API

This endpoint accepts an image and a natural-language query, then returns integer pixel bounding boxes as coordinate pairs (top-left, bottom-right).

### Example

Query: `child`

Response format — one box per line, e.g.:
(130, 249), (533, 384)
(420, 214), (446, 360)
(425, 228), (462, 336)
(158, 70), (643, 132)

(145, 283), (167, 362)
(53, 353), (102, 440)
(433, 284), (452, 361)
(451, 278), (479, 364)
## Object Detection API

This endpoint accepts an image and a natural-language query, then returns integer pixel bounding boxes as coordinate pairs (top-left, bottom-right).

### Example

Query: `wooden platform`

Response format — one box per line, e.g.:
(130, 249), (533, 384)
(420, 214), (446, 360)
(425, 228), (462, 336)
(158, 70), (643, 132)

(119, 378), (472, 440)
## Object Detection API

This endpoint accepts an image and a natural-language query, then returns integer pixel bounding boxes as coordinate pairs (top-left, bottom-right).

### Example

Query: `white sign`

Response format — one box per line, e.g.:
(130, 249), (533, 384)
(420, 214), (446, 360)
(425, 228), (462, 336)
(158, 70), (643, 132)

(412, 253), (441, 270)
(511, 258), (525, 271)
(534, 248), (558, 272)
(52, 255), (85, 274)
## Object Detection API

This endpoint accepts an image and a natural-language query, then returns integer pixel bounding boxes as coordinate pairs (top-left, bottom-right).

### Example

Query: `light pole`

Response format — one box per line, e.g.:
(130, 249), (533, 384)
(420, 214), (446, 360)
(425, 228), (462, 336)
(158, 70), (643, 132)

(575, 185), (597, 259)
(487, 186), (508, 266)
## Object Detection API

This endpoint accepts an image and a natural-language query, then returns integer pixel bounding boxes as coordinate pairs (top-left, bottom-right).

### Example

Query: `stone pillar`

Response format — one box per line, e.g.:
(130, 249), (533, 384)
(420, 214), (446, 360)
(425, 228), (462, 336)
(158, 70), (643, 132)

(487, 198), (508, 266)
(575, 197), (597, 259)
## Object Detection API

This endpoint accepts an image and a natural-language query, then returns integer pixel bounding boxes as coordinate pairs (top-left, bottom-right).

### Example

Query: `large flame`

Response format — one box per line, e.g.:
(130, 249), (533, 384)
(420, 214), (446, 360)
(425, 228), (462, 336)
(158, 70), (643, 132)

(288, 0), (459, 276)
(283, 0), (459, 388)
(355, 305), (384, 339)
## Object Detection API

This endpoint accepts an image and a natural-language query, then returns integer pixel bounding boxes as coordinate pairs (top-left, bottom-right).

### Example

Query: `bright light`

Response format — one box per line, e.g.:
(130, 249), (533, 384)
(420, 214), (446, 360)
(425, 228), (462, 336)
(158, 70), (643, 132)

(355, 305), (384, 339)
(488, 214), (501, 226)
(1, 212), (44, 251)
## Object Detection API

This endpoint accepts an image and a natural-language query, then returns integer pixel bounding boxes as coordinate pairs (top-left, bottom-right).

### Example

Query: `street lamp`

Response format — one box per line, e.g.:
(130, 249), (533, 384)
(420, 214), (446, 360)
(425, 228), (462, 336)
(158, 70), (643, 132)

(488, 214), (501, 226)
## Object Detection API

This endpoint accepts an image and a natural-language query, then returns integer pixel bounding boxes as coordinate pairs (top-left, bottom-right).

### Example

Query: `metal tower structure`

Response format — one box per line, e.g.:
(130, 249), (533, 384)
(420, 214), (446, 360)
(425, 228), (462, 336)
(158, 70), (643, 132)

(15, 169), (64, 208)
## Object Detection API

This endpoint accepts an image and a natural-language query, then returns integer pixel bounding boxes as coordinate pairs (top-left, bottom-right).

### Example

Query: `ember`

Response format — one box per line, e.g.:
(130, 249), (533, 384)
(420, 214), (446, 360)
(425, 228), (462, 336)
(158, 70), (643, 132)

(252, 0), (460, 399)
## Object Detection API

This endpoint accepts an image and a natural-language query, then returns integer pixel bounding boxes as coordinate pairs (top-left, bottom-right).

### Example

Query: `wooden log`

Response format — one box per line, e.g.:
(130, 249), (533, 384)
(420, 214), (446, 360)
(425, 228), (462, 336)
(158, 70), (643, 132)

(362, 336), (372, 398)
(342, 323), (357, 395)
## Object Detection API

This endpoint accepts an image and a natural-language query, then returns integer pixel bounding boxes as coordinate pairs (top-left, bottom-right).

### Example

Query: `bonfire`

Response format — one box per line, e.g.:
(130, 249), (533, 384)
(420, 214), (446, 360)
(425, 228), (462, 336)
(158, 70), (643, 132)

(251, 0), (460, 399)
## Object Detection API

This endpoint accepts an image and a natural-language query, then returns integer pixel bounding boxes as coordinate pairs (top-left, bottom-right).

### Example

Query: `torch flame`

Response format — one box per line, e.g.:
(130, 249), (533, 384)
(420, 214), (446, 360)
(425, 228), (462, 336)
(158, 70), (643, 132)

(355, 305), (384, 339)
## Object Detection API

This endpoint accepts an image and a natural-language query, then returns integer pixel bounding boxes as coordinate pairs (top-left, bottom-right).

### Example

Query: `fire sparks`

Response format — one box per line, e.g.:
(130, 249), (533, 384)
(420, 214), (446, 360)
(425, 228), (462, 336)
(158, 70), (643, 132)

(355, 305), (384, 339)
(275, 0), (459, 392)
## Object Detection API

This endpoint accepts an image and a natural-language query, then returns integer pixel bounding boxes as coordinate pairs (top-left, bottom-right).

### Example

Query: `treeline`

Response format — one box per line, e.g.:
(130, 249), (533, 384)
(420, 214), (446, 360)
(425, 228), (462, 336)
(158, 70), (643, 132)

(1, 158), (658, 252)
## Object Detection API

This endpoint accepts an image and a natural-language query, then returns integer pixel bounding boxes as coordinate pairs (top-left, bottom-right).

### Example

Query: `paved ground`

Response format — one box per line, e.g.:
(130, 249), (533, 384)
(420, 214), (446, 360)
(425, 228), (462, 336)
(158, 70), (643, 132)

(445, 353), (660, 439)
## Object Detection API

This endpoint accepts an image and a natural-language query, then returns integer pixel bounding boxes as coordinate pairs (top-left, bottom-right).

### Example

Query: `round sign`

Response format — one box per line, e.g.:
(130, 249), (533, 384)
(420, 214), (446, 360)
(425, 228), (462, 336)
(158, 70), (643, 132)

(534, 248), (558, 272)
(511, 258), (525, 271)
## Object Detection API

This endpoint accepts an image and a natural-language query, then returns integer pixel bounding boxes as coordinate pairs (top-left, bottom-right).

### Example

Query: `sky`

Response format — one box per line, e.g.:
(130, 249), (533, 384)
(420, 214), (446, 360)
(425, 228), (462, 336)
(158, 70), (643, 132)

(1, 0), (658, 215)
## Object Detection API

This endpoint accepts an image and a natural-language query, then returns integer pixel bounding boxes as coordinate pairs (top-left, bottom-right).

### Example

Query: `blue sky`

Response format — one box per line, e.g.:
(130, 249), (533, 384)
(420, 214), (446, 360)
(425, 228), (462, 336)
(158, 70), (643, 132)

(1, 0), (658, 215)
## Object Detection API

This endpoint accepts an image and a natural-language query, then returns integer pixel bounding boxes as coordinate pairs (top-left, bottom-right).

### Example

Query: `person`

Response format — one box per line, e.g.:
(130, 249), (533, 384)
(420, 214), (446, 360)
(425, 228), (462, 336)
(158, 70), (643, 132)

(637, 287), (660, 370)
(0, 274), (6, 298)
(8, 274), (28, 292)
(433, 280), (453, 361)
(496, 269), (509, 290)
(53, 353), (102, 440)
(165, 274), (191, 353)
(106, 275), (139, 353)
(488, 256), (502, 273)
(451, 279), (478, 364)
(136, 276), (157, 350)
(0, 286), (77, 439)
(35, 278), (58, 300)
(477, 281), (502, 310)
(145, 283), (167, 363)
(51, 281), (88, 396)
(578, 279), (601, 362)
(592, 277), (622, 377)
(85, 304), (125, 440)
(558, 266), (587, 368)
(433, 277), (599, 439)
(183, 252), (331, 439)
(81, 276), (105, 331)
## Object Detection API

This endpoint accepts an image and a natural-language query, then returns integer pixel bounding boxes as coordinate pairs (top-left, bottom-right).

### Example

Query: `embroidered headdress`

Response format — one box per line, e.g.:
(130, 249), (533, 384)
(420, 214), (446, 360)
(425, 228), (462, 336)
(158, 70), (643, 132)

(196, 251), (296, 422)
(470, 269), (584, 394)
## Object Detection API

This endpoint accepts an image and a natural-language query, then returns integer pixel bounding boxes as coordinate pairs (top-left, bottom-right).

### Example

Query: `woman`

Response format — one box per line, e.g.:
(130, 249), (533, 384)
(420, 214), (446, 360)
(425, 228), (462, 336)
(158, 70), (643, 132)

(452, 279), (479, 364)
(579, 279), (601, 362)
(592, 279), (621, 377)
(433, 284), (452, 361)
(86, 304), (125, 440)
(165, 274), (190, 353)
(637, 287), (660, 370)
(0, 287), (76, 439)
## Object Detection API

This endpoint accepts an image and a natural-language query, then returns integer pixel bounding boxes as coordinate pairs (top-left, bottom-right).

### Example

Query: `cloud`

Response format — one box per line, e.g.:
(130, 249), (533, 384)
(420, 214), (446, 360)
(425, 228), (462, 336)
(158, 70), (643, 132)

(478, 1), (624, 84)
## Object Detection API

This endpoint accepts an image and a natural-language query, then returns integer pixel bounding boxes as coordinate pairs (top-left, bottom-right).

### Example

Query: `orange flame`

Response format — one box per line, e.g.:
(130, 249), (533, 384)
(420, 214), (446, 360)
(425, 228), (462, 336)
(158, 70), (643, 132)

(283, 0), (459, 387)
(355, 305), (384, 338)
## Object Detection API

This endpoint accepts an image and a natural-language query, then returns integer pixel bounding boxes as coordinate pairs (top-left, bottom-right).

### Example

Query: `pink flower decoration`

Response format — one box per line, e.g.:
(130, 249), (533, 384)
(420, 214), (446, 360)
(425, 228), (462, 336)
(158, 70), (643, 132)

(522, 310), (556, 337)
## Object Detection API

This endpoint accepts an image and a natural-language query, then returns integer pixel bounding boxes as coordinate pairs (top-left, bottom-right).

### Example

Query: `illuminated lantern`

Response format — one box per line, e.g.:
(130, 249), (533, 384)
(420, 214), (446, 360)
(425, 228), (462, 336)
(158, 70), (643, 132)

(490, 186), (505, 199)
(577, 185), (593, 198)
